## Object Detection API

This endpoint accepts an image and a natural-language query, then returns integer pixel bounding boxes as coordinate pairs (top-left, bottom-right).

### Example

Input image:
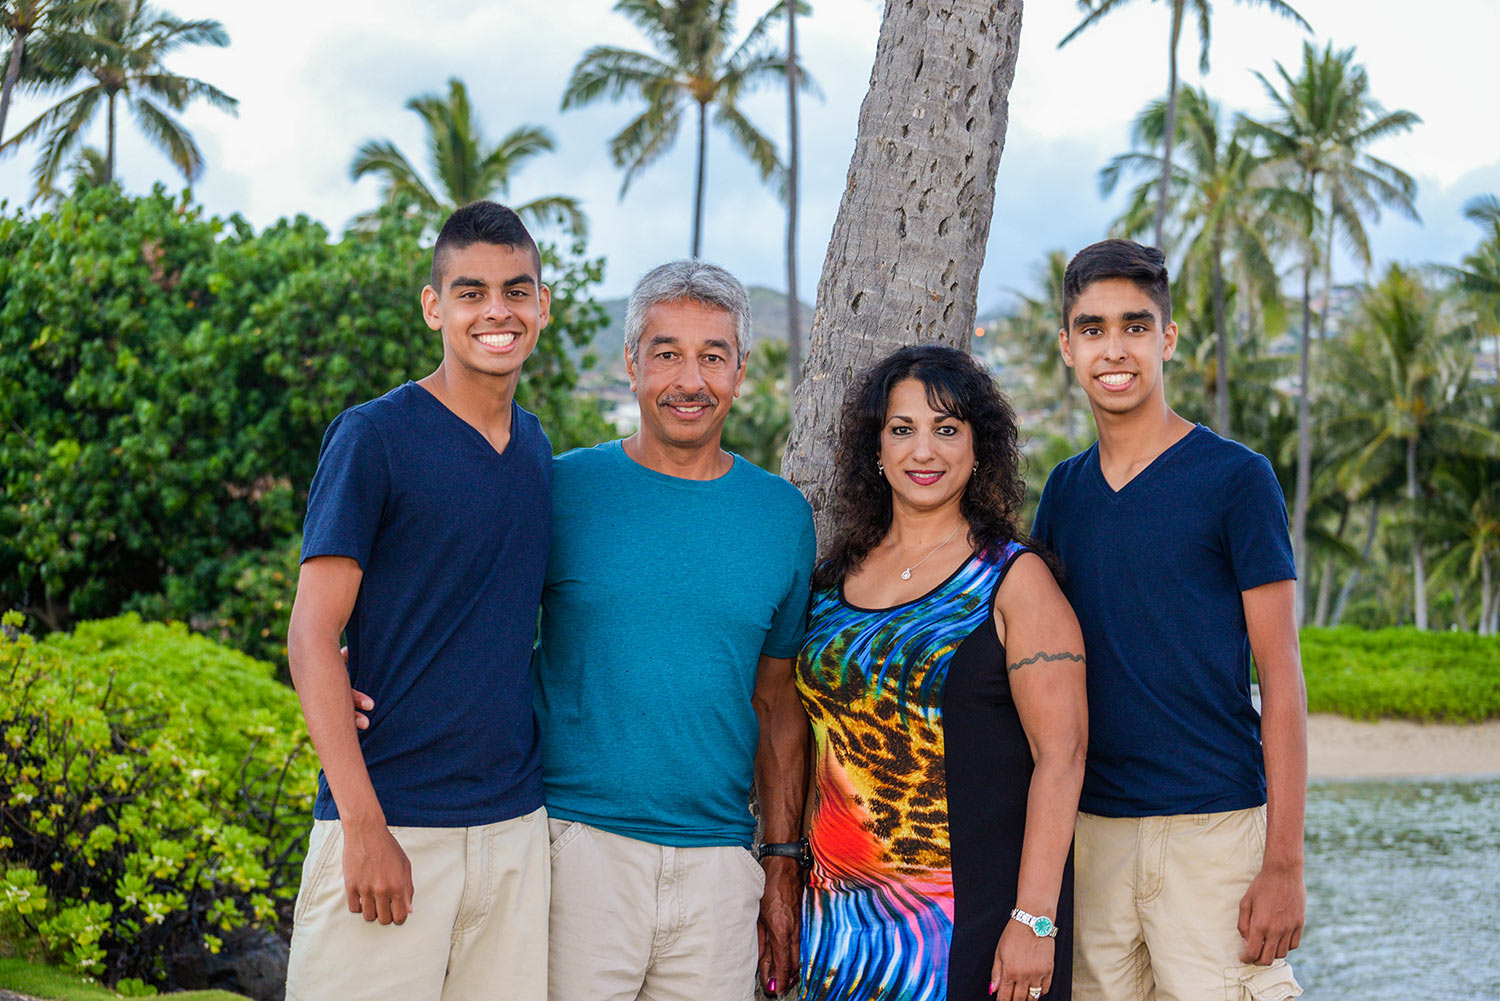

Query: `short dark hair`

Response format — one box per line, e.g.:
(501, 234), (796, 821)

(430, 201), (541, 291)
(1061, 239), (1171, 329)
(814, 344), (1055, 590)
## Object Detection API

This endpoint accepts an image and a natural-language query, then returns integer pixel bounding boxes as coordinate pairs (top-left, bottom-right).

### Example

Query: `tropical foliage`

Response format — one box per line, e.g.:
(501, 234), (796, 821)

(1058, 0), (1309, 246)
(0, 185), (611, 659)
(0, 613), (314, 989)
(1241, 41), (1421, 618)
(350, 76), (586, 239)
(0, 0), (236, 198)
(561, 0), (813, 256)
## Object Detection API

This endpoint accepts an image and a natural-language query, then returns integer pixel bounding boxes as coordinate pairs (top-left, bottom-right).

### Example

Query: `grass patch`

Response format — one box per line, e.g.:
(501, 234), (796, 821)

(1300, 627), (1500, 722)
(0, 957), (249, 1000)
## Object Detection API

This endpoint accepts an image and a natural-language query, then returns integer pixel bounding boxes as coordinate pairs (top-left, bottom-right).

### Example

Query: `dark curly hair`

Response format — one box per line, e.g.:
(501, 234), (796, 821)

(813, 344), (1051, 591)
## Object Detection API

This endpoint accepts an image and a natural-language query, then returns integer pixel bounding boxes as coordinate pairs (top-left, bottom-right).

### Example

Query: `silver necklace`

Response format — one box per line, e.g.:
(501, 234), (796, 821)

(898, 522), (964, 580)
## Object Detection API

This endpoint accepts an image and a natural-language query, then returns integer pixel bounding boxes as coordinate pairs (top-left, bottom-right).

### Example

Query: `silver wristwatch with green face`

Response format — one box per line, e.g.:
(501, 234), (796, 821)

(1010, 907), (1058, 938)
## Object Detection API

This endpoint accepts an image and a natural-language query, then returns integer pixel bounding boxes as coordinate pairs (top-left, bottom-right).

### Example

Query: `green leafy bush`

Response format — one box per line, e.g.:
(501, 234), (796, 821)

(0, 187), (613, 657)
(1301, 626), (1500, 721)
(0, 613), (315, 989)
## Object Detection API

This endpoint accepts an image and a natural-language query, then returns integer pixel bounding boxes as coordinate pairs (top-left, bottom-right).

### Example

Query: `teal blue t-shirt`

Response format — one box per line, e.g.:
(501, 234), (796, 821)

(534, 440), (816, 847)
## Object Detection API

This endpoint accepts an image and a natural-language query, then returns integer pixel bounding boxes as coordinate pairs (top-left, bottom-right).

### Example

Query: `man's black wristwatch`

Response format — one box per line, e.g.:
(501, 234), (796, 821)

(754, 836), (812, 869)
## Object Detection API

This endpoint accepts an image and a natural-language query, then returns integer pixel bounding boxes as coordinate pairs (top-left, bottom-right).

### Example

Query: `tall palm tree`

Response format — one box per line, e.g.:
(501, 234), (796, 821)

(561, 0), (813, 258)
(1436, 194), (1500, 378)
(350, 77), (586, 239)
(1002, 249), (1081, 440)
(1, 0), (235, 195)
(0, 0), (97, 145)
(1242, 42), (1420, 621)
(1323, 265), (1500, 629)
(1058, 0), (1308, 248)
(1100, 86), (1311, 435)
(784, 0), (802, 388)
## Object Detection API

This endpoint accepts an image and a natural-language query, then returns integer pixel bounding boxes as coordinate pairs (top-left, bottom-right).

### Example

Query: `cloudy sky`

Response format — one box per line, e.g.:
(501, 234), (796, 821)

(2, 0), (1496, 309)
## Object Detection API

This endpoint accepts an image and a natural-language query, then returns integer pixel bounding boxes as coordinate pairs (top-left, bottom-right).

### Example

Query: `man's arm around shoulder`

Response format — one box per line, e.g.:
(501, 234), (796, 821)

(1238, 577), (1307, 965)
(287, 556), (414, 926)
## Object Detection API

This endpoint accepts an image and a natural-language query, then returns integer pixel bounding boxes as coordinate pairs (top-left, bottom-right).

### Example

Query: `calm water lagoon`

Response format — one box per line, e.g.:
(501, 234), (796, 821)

(1297, 776), (1500, 1000)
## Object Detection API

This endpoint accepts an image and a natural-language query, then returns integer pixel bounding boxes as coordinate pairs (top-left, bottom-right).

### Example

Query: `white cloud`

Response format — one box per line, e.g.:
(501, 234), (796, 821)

(1, 0), (1494, 303)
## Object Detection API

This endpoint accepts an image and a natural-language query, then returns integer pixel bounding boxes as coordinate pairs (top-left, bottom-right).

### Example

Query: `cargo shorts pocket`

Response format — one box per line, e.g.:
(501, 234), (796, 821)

(547, 819), (586, 860)
(729, 846), (767, 894)
(292, 821), (344, 927)
(1226, 961), (1302, 1000)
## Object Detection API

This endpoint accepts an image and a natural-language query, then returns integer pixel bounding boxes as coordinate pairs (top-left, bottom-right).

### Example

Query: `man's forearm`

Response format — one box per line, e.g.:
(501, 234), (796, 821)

(288, 631), (385, 827)
(1258, 663), (1307, 870)
(753, 677), (809, 844)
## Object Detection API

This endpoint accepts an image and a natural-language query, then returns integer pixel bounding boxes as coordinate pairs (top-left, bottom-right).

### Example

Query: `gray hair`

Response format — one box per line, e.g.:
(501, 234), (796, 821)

(624, 260), (752, 362)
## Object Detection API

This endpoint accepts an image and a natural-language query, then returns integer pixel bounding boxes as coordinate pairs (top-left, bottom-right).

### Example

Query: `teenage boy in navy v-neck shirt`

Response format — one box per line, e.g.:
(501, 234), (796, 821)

(283, 202), (553, 1001)
(1033, 240), (1307, 1001)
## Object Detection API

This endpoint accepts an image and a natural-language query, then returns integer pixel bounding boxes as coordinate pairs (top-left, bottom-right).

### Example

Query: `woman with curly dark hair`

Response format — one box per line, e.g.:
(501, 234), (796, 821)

(794, 345), (1086, 1001)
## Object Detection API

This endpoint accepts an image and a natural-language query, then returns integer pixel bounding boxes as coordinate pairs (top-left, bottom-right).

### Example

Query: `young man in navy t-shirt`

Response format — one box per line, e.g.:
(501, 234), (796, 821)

(1032, 240), (1307, 1001)
(283, 201), (553, 1001)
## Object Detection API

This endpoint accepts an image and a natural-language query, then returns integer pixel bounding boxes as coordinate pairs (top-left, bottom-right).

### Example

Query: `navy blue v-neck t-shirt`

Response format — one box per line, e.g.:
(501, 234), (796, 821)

(1032, 425), (1295, 817)
(301, 382), (550, 827)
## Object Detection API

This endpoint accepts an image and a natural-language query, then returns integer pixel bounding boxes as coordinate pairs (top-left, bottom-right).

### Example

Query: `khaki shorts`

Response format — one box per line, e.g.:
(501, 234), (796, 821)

(285, 808), (549, 1001)
(1072, 807), (1302, 1001)
(547, 819), (764, 1001)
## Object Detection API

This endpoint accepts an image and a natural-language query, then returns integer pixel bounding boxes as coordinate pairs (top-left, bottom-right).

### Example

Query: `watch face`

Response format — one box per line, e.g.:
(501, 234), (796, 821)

(1034, 916), (1055, 937)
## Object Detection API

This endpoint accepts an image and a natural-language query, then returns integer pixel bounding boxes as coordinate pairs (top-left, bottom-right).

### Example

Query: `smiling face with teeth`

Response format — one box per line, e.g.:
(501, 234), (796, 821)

(1059, 276), (1179, 420)
(420, 241), (550, 392)
(625, 298), (747, 465)
(879, 377), (977, 517)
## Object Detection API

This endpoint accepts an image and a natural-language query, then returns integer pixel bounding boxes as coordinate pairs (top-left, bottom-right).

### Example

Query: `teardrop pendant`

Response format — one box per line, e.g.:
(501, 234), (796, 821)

(901, 569), (912, 580)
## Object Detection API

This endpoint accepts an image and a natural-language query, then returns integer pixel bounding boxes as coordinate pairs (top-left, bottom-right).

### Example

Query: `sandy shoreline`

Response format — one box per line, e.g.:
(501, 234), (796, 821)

(1307, 713), (1500, 779)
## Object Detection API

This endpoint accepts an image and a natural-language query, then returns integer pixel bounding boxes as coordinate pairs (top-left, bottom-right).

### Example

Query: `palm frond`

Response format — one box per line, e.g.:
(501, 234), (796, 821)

(130, 96), (202, 180)
(609, 100), (682, 195)
(561, 46), (681, 109)
(516, 194), (588, 240)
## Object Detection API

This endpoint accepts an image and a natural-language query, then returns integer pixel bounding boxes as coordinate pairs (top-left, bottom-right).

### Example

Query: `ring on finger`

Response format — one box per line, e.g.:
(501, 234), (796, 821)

(1028, 988), (1042, 999)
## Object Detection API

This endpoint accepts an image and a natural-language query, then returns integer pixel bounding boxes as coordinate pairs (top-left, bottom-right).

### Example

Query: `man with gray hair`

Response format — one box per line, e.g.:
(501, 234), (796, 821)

(534, 260), (816, 1001)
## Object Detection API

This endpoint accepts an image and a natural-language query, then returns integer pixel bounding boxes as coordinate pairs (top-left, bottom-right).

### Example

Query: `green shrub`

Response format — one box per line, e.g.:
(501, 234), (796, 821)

(0, 613), (315, 989)
(0, 188), (613, 651)
(1300, 626), (1500, 721)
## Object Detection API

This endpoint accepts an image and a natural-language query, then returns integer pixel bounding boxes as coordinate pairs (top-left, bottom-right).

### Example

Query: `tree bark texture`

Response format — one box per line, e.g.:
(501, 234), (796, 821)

(0, 27), (27, 147)
(782, 0), (1024, 525)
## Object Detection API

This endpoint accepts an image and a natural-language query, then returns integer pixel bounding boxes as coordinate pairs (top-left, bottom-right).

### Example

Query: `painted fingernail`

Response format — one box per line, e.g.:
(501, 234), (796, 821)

(988, 982), (995, 994)
(768, 979), (777, 994)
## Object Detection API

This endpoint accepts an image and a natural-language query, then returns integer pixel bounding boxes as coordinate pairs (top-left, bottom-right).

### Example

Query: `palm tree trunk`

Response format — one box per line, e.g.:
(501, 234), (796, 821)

(105, 91), (117, 182)
(1292, 254), (1313, 624)
(783, 0), (1024, 523)
(0, 28), (26, 147)
(1407, 435), (1428, 629)
(1211, 223), (1230, 435)
(786, 0), (802, 390)
(1062, 368), (1075, 441)
(1313, 505), (1348, 626)
(1153, 1), (1185, 249)
(1483, 556), (1496, 636)
(691, 99), (708, 258)
(1452, 584), (1467, 632)
(1318, 213), (1336, 340)
(1331, 498), (1378, 626)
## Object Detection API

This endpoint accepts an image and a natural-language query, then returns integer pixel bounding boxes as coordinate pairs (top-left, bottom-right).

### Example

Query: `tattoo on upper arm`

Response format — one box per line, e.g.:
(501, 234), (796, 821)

(1007, 650), (1084, 674)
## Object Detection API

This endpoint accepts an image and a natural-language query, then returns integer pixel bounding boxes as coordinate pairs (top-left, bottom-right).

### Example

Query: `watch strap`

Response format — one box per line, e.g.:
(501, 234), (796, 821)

(1010, 907), (1058, 938)
(754, 837), (812, 869)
